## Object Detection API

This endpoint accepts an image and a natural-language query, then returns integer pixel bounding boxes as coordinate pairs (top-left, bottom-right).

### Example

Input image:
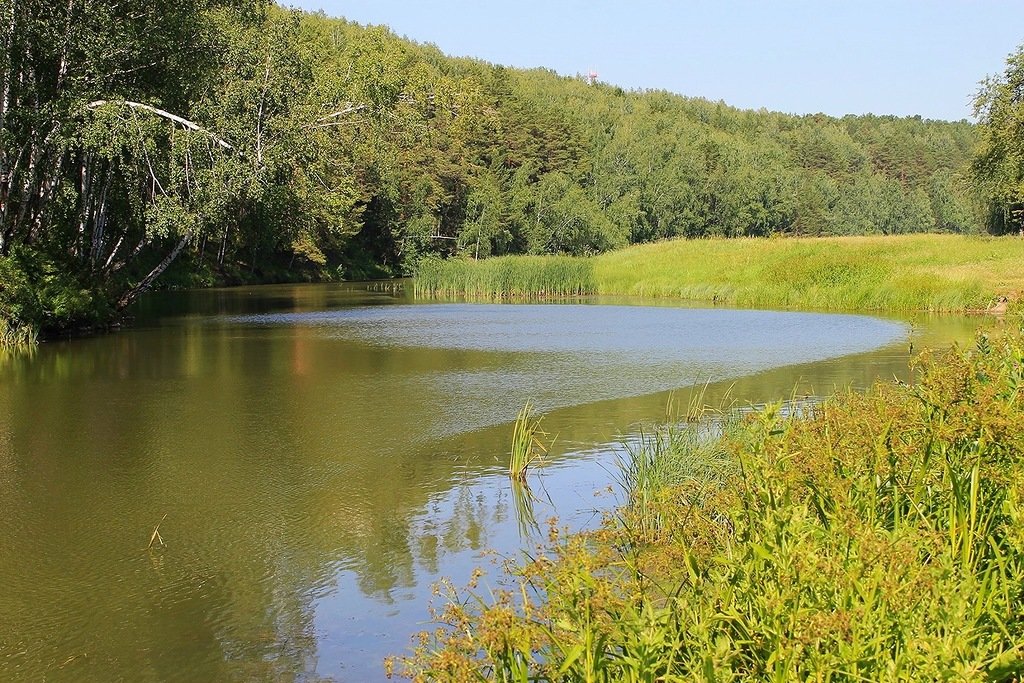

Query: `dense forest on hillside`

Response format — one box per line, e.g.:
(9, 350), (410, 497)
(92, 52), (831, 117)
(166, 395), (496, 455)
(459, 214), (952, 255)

(0, 1), (1019, 340)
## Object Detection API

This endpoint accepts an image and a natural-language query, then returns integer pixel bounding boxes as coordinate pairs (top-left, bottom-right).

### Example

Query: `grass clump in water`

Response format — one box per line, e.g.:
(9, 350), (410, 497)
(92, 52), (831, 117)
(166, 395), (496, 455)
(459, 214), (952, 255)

(509, 401), (549, 481)
(393, 321), (1024, 681)
(618, 422), (738, 545)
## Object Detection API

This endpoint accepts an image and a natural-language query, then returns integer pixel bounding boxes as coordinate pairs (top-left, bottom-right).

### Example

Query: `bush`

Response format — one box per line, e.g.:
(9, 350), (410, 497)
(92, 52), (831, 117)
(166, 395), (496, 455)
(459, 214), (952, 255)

(0, 248), (110, 344)
(0, 253), (42, 346)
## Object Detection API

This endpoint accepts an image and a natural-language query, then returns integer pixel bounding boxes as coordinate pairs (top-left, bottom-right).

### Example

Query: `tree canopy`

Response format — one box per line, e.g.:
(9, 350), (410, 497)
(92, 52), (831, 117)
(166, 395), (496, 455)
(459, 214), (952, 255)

(973, 43), (1024, 236)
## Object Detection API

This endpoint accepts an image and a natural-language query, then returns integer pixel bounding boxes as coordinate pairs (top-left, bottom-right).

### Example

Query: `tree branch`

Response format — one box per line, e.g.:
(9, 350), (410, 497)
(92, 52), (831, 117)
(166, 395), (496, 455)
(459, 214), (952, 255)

(304, 103), (367, 129)
(86, 100), (235, 151)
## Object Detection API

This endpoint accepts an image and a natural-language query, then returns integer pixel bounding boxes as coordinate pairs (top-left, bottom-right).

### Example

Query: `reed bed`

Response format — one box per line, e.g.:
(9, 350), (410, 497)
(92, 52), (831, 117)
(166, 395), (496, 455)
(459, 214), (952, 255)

(414, 234), (1024, 312)
(393, 321), (1024, 681)
(415, 256), (596, 299)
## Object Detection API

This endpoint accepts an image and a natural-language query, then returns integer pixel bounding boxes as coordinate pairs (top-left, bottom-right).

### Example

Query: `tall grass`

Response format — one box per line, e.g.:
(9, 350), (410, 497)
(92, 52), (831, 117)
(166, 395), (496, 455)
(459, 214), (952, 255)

(414, 234), (1024, 312)
(617, 423), (738, 543)
(415, 256), (596, 299)
(0, 317), (38, 349)
(395, 322), (1024, 681)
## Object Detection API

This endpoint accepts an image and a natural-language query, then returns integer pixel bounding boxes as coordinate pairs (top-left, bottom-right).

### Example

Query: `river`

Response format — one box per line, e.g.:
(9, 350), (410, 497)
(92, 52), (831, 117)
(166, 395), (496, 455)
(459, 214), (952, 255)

(0, 282), (980, 681)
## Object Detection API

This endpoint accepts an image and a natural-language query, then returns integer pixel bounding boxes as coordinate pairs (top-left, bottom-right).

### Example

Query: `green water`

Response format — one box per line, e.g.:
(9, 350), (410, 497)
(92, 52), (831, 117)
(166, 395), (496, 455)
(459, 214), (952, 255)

(0, 283), (980, 682)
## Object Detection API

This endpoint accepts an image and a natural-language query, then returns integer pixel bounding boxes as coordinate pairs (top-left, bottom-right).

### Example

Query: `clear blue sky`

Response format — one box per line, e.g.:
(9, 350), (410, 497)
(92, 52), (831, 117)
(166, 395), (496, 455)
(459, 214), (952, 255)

(283, 1), (1024, 122)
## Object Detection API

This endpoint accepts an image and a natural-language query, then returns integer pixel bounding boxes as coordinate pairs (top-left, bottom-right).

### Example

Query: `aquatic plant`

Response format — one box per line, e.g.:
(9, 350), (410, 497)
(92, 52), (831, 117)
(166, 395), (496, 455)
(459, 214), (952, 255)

(509, 402), (550, 481)
(415, 256), (597, 300)
(617, 422), (738, 545)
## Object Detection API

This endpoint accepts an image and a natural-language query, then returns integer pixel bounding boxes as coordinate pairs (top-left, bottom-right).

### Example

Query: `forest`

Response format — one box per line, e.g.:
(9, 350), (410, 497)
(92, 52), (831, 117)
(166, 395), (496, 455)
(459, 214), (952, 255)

(1, 0), (1022, 341)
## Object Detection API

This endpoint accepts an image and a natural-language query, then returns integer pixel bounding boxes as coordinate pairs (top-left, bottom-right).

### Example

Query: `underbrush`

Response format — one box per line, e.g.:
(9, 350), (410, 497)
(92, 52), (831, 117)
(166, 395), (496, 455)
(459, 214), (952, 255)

(0, 249), (112, 347)
(391, 320), (1024, 681)
(0, 252), (42, 349)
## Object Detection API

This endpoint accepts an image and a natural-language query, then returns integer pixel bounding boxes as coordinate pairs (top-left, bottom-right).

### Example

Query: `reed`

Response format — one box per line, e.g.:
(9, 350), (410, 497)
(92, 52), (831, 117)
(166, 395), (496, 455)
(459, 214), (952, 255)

(414, 256), (596, 299)
(413, 234), (1024, 313)
(617, 422), (737, 543)
(0, 318), (38, 349)
(508, 401), (549, 480)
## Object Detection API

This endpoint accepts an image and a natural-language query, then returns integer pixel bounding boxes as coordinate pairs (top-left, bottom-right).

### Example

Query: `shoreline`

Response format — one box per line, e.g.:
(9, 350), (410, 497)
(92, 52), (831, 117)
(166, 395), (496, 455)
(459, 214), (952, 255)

(395, 317), (1024, 680)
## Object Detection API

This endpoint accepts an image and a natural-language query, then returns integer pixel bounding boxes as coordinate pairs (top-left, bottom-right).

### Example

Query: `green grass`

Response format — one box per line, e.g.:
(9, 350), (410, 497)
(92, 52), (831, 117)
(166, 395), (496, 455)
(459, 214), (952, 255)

(414, 234), (1024, 312)
(617, 423), (738, 544)
(393, 322), (1024, 681)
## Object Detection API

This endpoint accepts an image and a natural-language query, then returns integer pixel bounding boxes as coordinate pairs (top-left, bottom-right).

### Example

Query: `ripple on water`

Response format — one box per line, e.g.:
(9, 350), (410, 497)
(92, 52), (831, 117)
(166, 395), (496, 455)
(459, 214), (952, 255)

(219, 304), (907, 436)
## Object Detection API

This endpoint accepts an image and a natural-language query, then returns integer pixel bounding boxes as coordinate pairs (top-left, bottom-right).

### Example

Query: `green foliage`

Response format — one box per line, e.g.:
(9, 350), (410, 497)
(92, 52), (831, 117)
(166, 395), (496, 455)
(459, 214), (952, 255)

(458, 174), (509, 259)
(396, 326), (1024, 681)
(930, 169), (985, 233)
(0, 0), (270, 329)
(0, 255), (39, 347)
(513, 172), (625, 255)
(0, 248), (109, 346)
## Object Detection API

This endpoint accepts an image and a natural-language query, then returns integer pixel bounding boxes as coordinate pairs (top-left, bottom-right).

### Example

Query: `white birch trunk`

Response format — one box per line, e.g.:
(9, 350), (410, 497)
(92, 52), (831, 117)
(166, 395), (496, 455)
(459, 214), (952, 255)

(116, 235), (190, 310)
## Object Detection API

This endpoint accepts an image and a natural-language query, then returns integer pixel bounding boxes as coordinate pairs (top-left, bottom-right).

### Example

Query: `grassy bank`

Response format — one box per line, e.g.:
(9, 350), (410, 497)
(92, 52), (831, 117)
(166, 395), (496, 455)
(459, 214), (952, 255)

(392, 321), (1024, 680)
(416, 234), (1024, 312)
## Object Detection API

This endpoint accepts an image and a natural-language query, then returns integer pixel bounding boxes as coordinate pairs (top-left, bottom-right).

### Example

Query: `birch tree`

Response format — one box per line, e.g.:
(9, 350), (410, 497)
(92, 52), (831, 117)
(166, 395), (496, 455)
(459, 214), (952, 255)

(973, 43), (1024, 236)
(0, 0), (264, 323)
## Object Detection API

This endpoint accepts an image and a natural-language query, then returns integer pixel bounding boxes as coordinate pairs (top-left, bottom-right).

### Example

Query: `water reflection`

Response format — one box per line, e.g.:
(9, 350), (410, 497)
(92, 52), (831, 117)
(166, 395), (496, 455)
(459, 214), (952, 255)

(510, 479), (542, 539)
(0, 283), (983, 682)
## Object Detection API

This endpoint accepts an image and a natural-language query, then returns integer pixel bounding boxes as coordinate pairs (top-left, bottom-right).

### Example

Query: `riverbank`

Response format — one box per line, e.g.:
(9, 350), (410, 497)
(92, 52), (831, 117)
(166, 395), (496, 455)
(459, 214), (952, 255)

(415, 234), (1024, 312)
(393, 319), (1024, 680)
(0, 253), (343, 351)
(4, 233), (1018, 351)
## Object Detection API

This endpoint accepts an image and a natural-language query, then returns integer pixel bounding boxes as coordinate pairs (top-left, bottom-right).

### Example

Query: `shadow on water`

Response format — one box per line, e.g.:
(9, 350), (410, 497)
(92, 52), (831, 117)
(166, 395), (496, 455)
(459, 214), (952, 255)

(0, 282), (989, 682)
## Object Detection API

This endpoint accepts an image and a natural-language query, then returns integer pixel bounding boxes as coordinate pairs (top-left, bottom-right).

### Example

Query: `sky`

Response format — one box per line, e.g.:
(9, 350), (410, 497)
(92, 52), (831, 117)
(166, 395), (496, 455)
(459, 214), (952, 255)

(283, 1), (1024, 122)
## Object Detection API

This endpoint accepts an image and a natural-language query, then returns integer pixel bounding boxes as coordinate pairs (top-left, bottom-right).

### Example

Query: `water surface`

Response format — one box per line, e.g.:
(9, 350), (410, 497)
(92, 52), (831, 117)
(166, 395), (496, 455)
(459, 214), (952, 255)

(0, 283), (977, 681)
